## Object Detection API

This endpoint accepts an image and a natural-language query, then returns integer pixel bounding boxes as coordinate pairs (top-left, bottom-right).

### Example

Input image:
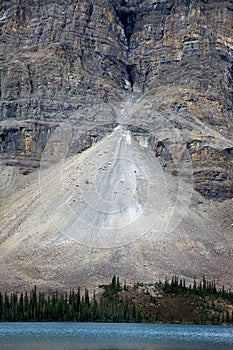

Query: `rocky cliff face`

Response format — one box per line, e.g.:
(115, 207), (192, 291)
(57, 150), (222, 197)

(0, 1), (233, 291)
(0, 0), (232, 199)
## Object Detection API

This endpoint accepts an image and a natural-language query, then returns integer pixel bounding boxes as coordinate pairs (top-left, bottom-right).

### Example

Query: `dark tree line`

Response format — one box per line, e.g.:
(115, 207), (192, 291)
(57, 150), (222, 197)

(0, 277), (138, 322)
(161, 275), (233, 301)
(156, 275), (233, 324)
(0, 276), (232, 323)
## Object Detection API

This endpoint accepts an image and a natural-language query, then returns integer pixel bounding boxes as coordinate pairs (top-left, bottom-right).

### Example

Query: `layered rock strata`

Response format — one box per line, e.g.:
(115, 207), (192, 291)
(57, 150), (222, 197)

(0, 0), (232, 199)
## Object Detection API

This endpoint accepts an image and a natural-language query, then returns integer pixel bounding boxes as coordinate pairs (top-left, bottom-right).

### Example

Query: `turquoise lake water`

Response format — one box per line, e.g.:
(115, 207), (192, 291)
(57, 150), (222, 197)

(0, 323), (232, 350)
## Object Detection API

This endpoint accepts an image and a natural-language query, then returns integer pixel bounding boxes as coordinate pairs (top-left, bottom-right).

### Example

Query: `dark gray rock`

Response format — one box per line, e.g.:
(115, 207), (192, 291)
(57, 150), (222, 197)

(0, 0), (232, 200)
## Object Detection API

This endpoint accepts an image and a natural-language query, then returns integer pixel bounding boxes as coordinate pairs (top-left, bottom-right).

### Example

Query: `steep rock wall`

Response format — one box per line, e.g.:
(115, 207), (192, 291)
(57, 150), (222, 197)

(0, 0), (232, 199)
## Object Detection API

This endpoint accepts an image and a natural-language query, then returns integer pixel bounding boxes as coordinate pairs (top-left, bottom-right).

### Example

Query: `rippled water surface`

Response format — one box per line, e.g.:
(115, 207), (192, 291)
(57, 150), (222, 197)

(0, 323), (232, 350)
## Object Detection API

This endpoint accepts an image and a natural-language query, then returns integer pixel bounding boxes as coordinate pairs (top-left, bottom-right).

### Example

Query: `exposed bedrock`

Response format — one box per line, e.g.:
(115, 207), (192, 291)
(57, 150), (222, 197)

(0, 0), (232, 200)
(0, 1), (233, 292)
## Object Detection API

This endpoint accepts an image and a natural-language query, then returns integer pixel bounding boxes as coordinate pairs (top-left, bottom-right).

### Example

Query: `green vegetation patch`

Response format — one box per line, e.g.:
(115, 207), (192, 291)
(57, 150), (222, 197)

(0, 276), (232, 324)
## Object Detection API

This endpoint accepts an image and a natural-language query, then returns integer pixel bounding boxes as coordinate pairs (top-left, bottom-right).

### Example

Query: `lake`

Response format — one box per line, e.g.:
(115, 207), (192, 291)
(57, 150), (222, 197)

(0, 323), (232, 350)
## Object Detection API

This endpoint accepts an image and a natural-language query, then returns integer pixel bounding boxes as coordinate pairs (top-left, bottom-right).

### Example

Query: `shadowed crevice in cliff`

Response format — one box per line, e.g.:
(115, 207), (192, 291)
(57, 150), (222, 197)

(126, 64), (137, 91)
(117, 6), (137, 43)
(109, 1), (139, 90)
(110, 0), (137, 44)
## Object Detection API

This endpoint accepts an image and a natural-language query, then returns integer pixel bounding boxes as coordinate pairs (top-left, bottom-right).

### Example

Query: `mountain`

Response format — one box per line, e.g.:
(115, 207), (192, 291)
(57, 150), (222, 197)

(0, 0), (232, 292)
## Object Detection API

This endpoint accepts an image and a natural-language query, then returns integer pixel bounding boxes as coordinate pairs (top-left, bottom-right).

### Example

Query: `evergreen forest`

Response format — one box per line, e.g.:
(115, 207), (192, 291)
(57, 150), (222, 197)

(0, 276), (232, 324)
